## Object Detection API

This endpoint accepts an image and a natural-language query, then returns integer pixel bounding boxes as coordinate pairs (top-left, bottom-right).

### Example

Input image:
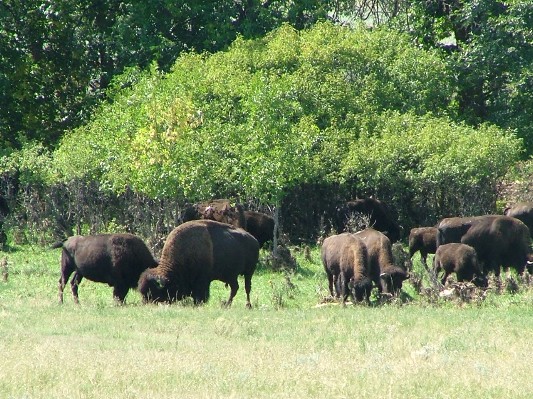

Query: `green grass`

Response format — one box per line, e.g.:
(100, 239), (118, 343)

(1, 244), (533, 398)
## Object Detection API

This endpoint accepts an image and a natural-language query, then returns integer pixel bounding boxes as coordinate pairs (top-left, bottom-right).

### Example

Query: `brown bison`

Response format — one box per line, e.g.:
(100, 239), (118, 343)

(433, 243), (488, 287)
(460, 215), (533, 277)
(336, 198), (401, 242)
(243, 210), (275, 248)
(181, 199), (246, 229)
(138, 220), (259, 308)
(321, 233), (372, 304)
(408, 227), (438, 268)
(504, 202), (533, 234)
(52, 233), (158, 304)
(437, 215), (533, 277)
(436, 216), (484, 247)
(354, 228), (409, 296)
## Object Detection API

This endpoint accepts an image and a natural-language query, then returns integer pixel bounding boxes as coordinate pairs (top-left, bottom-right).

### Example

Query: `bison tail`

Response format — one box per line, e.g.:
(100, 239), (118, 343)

(50, 240), (66, 250)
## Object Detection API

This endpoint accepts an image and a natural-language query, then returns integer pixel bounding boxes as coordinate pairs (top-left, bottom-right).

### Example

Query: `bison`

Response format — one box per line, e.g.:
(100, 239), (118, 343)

(433, 243), (487, 287)
(354, 228), (409, 296)
(460, 215), (533, 278)
(408, 227), (438, 269)
(437, 215), (533, 278)
(436, 216), (485, 247)
(335, 198), (401, 242)
(243, 210), (275, 248)
(321, 233), (372, 305)
(52, 233), (158, 304)
(138, 219), (259, 308)
(504, 202), (533, 234)
(181, 199), (246, 229)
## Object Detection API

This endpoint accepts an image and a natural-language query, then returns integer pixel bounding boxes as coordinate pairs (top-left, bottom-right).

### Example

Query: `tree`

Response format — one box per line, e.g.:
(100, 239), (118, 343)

(396, 0), (533, 154)
(0, 0), (332, 150)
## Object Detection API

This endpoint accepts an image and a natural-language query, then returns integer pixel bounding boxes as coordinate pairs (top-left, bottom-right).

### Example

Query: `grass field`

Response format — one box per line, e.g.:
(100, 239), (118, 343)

(1, 243), (533, 398)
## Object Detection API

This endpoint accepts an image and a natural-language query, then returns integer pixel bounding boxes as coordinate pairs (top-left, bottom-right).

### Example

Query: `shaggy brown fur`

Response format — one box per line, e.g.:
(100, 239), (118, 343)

(436, 216), (486, 246)
(138, 220), (259, 308)
(460, 215), (533, 277)
(243, 210), (274, 248)
(408, 227), (438, 268)
(321, 233), (371, 304)
(504, 202), (533, 234)
(53, 234), (158, 304)
(433, 243), (487, 287)
(181, 199), (246, 229)
(354, 228), (409, 295)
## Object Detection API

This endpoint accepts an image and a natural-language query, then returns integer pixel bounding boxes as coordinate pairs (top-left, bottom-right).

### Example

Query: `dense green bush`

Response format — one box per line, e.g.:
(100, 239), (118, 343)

(52, 23), (455, 203)
(341, 112), (522, 226)
(7, 22), (524, 241)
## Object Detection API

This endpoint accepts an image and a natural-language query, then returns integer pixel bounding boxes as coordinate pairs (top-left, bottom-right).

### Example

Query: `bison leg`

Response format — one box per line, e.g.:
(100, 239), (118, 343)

(70, 272), (83, 304)
(112, 284), (129, 304)
(333, 274), (342, 298)
(244, 274), (253, 309)
(440, 271), (451, 286)
(338, 272), (349, 306)
(223, 279), (239, 308)
(58, 250), (76, 304)
(58, 272), (72, 304)
(191, 279), (210, 305)
(420, 251), (429, 271)
(326, 272), (335, 298)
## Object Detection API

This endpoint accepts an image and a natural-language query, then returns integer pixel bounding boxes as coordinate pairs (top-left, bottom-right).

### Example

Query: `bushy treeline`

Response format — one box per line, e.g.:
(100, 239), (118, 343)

(0, 23), (523, 245)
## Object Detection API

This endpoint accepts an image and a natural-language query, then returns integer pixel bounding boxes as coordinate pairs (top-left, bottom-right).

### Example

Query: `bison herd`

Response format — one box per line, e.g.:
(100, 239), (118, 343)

(50, 198), (533, 307)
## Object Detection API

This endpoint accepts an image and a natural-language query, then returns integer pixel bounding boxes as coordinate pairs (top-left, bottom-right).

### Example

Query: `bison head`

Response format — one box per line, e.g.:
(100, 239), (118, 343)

(349, 277), (373, 302)
(380, 268), (410, 295)
(138, 271), (176, 303)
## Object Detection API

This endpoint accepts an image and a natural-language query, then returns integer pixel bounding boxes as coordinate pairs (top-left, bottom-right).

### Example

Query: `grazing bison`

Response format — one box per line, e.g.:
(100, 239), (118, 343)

(408, 227), (438, 269)
(321, 233), (372, 304)
(138, 220), (259, 308)
(181, 199), (246, 229)
(52, 234), (158, 304)
(436, 216), (485, 247)
(354, 228), (409, 296)
(336, 198), (401, 242)
(433, 243), (487, 287)
(504, 202), (533, 234)
(460, 215), (533, 277)
(243, 210), (275, 248)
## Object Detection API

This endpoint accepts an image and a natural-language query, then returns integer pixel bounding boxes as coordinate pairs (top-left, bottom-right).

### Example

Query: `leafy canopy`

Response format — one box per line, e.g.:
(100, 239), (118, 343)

(51, 23), (520, 208)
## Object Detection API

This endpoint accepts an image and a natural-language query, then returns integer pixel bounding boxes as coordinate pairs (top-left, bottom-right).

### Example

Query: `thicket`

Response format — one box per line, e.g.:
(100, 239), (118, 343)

(0, 23), (523, 246)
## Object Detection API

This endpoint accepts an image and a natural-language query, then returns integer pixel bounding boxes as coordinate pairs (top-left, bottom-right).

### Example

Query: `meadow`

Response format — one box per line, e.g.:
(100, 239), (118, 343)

(1, 243), (533, 399)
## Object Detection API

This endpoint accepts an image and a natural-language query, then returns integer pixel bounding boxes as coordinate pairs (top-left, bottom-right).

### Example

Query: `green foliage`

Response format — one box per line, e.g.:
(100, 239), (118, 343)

(399, 0), (533, 155)
(0, 142), (52, 185)
(341, 112), (523, 221)
(52, 23), (459, 207)
(0, 0), (332, 150)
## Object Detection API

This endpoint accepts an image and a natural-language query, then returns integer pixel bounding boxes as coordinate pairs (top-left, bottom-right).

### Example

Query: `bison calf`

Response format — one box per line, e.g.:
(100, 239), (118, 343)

(53, 233), (158, 304)
(433, 243), (487, 287)
(408, 227), (437, 269)
(138, 220), (259, 308)
(321, 233), (372, 305)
